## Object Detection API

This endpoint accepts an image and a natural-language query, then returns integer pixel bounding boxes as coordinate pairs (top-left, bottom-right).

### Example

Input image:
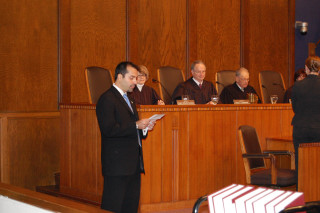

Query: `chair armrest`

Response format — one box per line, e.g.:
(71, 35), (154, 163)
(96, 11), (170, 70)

(263, 150), (293, 155)
(263, 150), (295, 170)
(242, 153), (272, 158)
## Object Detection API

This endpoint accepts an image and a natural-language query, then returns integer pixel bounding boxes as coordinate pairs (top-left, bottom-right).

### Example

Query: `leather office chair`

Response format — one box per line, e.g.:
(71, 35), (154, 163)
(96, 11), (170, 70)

(215, 70), (236, 96)
(85, 66), (113, 104)
(157, 66), (185, 104)
(238, 125), (296, 187)
(259, 70), (286, 103)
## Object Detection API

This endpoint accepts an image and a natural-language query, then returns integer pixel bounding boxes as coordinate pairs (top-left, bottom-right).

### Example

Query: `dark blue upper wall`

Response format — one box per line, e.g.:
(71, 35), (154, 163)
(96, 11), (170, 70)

(295, 0), (320, 71)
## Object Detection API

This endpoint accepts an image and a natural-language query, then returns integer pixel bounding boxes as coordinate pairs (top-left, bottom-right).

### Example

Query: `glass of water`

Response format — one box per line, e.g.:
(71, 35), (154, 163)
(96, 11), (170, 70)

(270, 95), (278, 104)
(211, 95), (219, 105)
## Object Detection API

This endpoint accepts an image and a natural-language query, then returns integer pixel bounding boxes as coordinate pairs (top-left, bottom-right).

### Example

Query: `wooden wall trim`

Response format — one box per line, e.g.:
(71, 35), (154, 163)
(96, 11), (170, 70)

(288, 0), (296, 84)
(0, 112), (60, 190)
(59, 0), (71, 103)
(0, 117), (8, 182)
(0, 112), (60, 118)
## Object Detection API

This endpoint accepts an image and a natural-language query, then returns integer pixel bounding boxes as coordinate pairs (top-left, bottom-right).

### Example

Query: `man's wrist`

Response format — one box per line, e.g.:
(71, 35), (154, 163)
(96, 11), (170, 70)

(136, 123), (139, 129)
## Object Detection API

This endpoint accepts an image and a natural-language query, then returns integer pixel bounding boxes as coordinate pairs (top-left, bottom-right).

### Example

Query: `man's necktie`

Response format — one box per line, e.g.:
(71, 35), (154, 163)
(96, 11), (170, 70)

(124, 93), (141, 146)
(199, 83), (202, 89)
(123, 94), (133, 112)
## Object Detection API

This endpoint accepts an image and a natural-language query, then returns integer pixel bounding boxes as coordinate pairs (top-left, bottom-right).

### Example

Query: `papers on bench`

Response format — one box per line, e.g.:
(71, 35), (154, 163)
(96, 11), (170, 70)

(207, 184), (304, 213)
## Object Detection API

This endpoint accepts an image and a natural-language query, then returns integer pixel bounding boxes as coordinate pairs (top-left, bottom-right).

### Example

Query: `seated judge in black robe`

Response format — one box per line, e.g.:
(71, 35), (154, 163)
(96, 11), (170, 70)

(129, 65), (164, 105)
(172, 60), (217, 104)
(220, 67), (261, 104)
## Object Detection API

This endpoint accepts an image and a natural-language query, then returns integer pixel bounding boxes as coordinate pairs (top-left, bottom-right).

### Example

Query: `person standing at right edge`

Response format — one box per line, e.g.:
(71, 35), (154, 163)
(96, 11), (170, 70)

(291, 55), (320, 188)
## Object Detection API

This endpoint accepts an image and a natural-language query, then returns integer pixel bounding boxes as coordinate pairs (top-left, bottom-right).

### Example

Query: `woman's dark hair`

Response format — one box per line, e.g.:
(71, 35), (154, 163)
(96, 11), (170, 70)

(294, 68), (306, 81)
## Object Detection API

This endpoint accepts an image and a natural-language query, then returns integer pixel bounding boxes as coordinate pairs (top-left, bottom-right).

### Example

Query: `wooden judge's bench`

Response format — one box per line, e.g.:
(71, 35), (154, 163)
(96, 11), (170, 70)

(59, 103), (294, 212)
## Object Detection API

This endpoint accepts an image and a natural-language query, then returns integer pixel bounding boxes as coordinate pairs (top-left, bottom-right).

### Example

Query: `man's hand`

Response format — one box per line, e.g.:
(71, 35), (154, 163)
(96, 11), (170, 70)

(147, 120), (156, 131)
(207, 101), (214, 105)
(157, 100), (165, 105)
(136, 119), (150, 129)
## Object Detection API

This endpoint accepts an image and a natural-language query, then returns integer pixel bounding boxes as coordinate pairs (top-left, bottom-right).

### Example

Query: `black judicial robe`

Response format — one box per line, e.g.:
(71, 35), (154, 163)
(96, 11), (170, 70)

(220, 82), (261, 104)
(172, 78), (217, 104)
(129, 85), (162, 105)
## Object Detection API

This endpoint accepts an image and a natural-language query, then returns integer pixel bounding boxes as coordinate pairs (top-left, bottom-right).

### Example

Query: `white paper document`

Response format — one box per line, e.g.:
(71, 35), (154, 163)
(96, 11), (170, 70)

(142, 114), (165, 135)
(148, 114), (165, 121)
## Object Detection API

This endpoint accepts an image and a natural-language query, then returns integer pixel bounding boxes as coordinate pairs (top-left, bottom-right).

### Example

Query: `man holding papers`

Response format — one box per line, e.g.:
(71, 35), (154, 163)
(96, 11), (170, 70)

(96, 61), (161, 213)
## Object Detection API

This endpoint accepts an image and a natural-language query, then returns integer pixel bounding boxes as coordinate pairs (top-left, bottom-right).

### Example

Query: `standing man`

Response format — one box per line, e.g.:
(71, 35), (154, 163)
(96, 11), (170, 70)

(292, 56), (320, 186)
(219, 67), (260, 104)
(96, 61), (155, 212)
(172, 60), (217, 104)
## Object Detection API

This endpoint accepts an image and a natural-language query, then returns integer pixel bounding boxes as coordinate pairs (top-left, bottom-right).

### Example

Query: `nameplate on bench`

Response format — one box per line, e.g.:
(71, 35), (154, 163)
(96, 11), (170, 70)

(177, 100), (195, 105)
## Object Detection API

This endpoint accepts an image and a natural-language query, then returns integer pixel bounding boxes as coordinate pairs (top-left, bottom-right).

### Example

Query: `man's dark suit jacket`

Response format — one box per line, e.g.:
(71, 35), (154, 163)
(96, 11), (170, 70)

(96, 86), (145, 176)
(292, 75), (320, 128)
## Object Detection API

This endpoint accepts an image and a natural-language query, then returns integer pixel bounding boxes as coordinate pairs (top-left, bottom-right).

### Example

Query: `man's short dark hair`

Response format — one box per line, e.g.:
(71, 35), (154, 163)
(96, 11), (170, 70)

(114, 61), (140, 81)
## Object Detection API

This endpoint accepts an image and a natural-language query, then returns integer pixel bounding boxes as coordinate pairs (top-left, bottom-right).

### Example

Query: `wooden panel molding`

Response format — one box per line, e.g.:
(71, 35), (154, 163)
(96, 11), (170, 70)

(299, 143), (320, 202)
(0, 112), (60, 190)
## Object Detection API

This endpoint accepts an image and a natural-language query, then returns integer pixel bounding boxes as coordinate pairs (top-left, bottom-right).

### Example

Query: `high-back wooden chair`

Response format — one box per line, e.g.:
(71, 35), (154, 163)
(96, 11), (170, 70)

(238, 125), (296, 187)
(85, 66), (113, 104)
(157, 66), (185, 104)
(215, 70), (236, 96)
(259, 70), (286, 103)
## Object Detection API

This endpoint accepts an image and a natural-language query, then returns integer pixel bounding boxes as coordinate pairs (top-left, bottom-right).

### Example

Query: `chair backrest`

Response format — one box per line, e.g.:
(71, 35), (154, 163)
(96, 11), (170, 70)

(238, 125), (266, 173)
(85, 66), (113, 104)
(157, 66), (185, 104)
(259, 70), (286, 104)
(215, 70), (236, 96)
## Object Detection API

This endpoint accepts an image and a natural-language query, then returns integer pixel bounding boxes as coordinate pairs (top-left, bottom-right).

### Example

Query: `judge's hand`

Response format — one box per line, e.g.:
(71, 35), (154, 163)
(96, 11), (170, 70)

(157, 100), (165, 105)
(207, 101), (214, 105)
(136, 119), (150, 129)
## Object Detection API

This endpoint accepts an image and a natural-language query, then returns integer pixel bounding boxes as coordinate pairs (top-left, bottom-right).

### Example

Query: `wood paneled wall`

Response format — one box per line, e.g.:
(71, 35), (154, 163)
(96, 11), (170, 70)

(0, 112), (60, 190)
(241, 0), (295, 93)
(188, 0), (241, 82)
(0, 0), (58, 112)
(60, 0), (127, 103)
(60, 0), (294, 103)
(128, 0), (187, 83)
(0, 0), (295, 106)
